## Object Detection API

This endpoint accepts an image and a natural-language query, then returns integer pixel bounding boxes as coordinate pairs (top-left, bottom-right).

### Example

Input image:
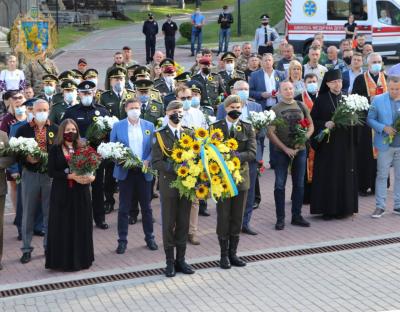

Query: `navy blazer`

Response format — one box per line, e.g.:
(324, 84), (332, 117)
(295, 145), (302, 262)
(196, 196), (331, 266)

(341, 70), (350, 95)
(249, 69), (285, 109)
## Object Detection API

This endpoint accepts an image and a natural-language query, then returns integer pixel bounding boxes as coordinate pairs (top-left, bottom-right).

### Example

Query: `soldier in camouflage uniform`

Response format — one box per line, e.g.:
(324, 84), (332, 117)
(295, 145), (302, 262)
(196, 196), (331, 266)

(218, 52), (246, 93)
(24, 52), (58, 94)
(236, 42), (253, 72)
(83, 69), (104, 103)
(49, 79), (78, 125)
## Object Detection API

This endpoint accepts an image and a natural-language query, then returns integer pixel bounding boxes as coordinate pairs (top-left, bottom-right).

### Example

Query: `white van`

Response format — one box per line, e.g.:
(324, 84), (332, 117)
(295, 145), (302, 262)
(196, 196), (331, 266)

(285, 0), (400, 57)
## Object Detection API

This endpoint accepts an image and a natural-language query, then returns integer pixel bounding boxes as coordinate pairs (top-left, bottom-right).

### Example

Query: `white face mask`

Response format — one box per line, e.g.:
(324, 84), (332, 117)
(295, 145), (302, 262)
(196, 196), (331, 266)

(225, 63), (235, 72)
(35, 111), (49, 122)
(127, 108), (141, 120)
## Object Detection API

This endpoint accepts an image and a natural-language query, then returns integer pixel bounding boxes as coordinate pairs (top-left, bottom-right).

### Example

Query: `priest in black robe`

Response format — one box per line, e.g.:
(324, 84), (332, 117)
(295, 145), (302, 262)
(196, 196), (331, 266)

(310, 69), (358, 219)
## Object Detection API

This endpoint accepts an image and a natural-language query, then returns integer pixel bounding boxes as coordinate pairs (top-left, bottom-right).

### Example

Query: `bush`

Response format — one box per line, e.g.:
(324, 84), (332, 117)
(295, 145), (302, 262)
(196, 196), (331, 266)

(179, 22), (192, 41)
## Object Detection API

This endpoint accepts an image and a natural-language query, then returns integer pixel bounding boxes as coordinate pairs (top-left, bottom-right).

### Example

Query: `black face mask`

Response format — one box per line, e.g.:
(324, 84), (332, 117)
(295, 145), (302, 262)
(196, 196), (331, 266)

(63, 132), (78, 142)
(169, 112), (183, 125)
(227, 110), (241, 120)
(202, 68), (210, 75)
(262, 22), (269, 26)
(343, 57), (352, 65)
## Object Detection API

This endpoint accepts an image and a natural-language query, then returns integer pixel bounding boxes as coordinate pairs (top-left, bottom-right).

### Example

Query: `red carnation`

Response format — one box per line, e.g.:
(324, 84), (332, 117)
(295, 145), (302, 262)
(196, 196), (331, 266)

(298, 118), (311, 129)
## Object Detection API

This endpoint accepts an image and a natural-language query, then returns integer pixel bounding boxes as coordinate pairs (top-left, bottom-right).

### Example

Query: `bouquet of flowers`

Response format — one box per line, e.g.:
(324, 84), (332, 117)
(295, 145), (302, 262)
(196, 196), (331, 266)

(257, 160), (266, 176)
(248, 110), (276, 130)
(169, 127), (242, 201)
(68, 146), (101, 176)
(292, 118), (311, 147)
(97, 142), (157, 176)
(384, 117), (400, 144)
(0, 137), (48, 173)
(315, 94), (369, 142)
(85, 116), (119, 146)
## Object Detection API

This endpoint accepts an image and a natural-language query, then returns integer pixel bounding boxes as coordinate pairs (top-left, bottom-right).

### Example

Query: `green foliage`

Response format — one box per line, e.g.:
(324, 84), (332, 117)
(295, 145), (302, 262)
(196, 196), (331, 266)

(179, 22), (193, 41)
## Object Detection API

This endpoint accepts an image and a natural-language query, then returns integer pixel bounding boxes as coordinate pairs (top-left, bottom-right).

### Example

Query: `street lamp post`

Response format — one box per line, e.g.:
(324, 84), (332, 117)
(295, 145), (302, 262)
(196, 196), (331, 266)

(237, 0), (241, 36)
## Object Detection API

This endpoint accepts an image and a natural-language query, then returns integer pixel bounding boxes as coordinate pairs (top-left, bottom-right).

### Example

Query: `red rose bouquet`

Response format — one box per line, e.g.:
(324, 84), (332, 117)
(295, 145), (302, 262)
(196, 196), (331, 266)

(292, 118), (311, 148)
(68, 146), (101, 176)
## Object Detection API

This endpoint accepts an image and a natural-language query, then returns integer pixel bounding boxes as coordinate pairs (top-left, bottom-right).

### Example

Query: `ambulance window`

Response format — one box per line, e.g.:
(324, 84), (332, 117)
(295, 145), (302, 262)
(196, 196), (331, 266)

(327, 0), (368, 20)
(377, 1), (400, 25)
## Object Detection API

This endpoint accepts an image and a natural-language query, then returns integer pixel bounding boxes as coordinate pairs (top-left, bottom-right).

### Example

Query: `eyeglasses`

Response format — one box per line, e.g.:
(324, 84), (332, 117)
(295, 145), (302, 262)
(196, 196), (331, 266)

(180, 96), (192, 101)
(11, 96), (23, 100)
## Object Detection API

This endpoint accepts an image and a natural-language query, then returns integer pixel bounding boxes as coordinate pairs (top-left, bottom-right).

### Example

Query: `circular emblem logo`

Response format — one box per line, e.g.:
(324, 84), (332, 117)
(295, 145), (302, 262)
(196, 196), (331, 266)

(151, 105), (158, 112)
(145, 129), (151, 135)
(303, 0), (317, 17)
(48, 132), (54, 138)
(95, 110), (100, 116)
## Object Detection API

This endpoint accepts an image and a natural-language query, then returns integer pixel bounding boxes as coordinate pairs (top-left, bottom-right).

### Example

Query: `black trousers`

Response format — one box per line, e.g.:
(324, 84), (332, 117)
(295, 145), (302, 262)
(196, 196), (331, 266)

(104, 161), (116, 205)
(145, 36), (156, 64)
(254, 176), (261, 204)
(91, 163), (106, 224)
(165, 36), (175, 60)
(258, 45), (273, 55)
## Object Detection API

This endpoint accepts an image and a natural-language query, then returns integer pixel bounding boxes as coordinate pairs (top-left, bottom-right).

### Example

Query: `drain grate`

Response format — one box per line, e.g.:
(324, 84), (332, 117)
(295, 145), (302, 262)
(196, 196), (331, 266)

(2, 236), (400, 299)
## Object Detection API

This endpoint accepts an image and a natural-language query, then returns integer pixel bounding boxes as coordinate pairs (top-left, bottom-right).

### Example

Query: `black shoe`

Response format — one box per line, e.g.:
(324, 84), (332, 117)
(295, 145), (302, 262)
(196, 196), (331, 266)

(220, 256), (231, 269)
(116, 241), (127, 254)
(175, 260), (195, 274)
(33, 230), (45, 237)
(146, 239), (158, 251)
(129, 216), (137, 225)
(229, 236), (246, 267)
(242, 226), (258, 235)
(152, 193), (159, 199)
(275, 220), (285, 230)
(218, 238), (231, 269)
(190, 53), (195, 57)
(253, 202), (260, 210)
(291, 216), (310, 227)
(20, 252), (31, 264)
(359, 191), (369, 197)
(165, 261), (176, 277)
(199, 209), (210, 217)
(104, 202), (114, 214)
(96, 222), (109, 230)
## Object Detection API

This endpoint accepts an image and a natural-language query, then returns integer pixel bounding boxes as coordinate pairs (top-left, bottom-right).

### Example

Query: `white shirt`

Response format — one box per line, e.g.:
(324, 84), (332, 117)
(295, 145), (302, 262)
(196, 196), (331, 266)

(168, 123), (181, 138)
(264, 70), (277, 107)
(348, 68), (363, 94)
(226, 117), (239, 134)
(182, 108), (208, 129)
(254, 25), (280, 49)
(303, 63), (328, 87)
(128, 119), (143, 159)
(0, 69), (25, 91)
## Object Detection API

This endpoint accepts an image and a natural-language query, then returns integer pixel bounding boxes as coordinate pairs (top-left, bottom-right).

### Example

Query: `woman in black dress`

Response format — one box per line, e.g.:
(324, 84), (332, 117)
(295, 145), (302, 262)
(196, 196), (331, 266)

(344, 15), (357, 40)
(46, 119), (95, 271)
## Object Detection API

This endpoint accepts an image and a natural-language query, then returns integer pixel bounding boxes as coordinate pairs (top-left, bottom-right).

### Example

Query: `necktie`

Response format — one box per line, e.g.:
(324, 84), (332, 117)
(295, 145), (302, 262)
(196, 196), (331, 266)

(229, 125), (235, 138)
(141, 103), (146, 115)
(174, 129), (179, 140)
(264, 27), (269, 45)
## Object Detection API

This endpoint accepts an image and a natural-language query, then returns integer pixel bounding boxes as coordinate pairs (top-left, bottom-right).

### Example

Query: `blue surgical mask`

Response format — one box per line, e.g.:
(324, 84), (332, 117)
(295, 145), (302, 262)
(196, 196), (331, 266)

(191, 97), (201, 107)
(370, 63), (382, 74)
(27, 112), (34, 122)
(15, 106), (26, 116)
(64, 92), (75, 104)
(81, 95), (93, 106)
(35, 111), (48, 122)
(237, 90), (249, 102)
(183, 99), (191, 111)
(139, 94), (150, 103)
(44, 85), (55, 96)
(113, 81), (124, 93)
(306, 82), (318, 94)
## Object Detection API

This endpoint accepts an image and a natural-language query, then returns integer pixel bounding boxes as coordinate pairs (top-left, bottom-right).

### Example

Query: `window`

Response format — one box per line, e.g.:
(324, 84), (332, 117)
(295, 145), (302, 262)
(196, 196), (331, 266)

(377, 1), (400, 25)
(327, 0), (368, 20)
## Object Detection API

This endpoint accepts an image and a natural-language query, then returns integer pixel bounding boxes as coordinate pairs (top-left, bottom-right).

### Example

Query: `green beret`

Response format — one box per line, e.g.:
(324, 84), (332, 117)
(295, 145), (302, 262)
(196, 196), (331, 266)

(224, 94), (242, 108)
(166, 100), (183, 111)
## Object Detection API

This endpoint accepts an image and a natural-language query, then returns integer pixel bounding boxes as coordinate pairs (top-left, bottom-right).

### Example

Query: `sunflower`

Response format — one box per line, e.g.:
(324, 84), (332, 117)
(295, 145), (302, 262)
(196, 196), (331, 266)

(171, 148), (185, 163)
(199, 171), (209, 182)
(209, 162), (220, 175)
(232, 157), (241, 170)
(179, 135), (193, 148)
(225, 138), (238, 151)
(211, 175), (221, 185)
(195, 128), (209, 139)
(177, 166), (189, 177)
(221, 181), (229, 192)
(192, 141), (201, 154)
(212, 184), (224, 198)
(210, 128), (224, 142)
(195, 184), (209, 199)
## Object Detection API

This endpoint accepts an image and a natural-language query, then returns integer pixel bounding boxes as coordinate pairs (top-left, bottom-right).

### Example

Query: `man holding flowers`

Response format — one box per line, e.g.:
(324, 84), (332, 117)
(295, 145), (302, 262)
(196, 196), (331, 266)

(16, 99), (58, 264)
(210, 94), (256, 269)
(268, 81), (313, 231)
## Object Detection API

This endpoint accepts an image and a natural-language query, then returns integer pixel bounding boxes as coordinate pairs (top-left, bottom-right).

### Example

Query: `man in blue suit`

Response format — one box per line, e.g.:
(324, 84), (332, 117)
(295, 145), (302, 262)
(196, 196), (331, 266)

(367, 73), (400, 219)
(216, 79), (263, 235)
(110, 98), (158, 254)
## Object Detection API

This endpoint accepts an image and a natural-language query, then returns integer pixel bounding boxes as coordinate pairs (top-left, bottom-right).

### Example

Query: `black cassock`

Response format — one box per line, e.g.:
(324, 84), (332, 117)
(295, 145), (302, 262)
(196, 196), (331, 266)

(46, 145), (94, 271)
(310, 91), (358, 217)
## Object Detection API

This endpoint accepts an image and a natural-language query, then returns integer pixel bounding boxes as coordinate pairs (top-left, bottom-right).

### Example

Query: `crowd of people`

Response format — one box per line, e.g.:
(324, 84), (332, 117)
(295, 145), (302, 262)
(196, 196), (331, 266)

(0, 10), (399, 279)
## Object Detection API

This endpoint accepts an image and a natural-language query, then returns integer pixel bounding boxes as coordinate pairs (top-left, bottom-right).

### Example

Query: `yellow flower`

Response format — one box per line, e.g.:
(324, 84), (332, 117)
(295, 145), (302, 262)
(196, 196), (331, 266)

(217, 143), (229, 153)
(179, 135), (193, 148)
(182, 176), (196, 189)
(199, 171), (209, 182)
(210, 128), (224, 142)
(225, 138), (238, 151)
(221, 181), (229, 192)
(189, 163), (202, 177)
(232, 157), (241, 170)
(209, 162), (220, 175)
(181, 150), (195, 161)
(195, 128), (209, 140)
(211, 175), (221, 185)
(177, 166), (189, 177)
(233, 170), (243, 184)
(196, 184), (209, 199)
(192, 141), (201, 154)
(171, 148), (185, 163)
(226, 161), (235, 172)
(212, 183), (224, 198)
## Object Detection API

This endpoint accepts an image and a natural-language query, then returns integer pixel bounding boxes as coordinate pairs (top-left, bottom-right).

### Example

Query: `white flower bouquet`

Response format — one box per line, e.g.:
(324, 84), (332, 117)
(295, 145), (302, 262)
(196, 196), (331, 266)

(86, 116), (119, 146)
(97, 142), (157, 176)
(248, 110), (276, 130)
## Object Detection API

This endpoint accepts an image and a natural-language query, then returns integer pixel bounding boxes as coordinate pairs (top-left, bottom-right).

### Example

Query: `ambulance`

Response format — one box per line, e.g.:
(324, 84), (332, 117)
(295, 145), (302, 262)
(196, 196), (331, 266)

(285, 0), (400, 57)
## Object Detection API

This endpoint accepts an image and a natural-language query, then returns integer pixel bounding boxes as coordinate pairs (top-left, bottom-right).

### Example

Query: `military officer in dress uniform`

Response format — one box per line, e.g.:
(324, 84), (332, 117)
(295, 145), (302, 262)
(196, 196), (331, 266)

(49, 79), (78, 125)
(163, 71), (192, 109)
(83, 69), (104, 103)
(218, 52), (246, 92)
(71, 69), (84, 85)
(37, 74), (58, 107)
(62, 81), (110, 230)
(152, 100), (195, 278)
(210, 94), (256, 270)
(52, 70), (76, 104)
(154, 58), (176, 99)
(126, 64), (140, 89)
(130, 66), (162, 103)
(191, 57), (225, 111)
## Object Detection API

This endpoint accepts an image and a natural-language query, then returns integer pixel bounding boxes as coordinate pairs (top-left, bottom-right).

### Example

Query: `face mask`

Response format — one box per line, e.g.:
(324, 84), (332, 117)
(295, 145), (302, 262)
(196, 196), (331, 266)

(113, 81), (124, 93)
(306, 82), (318, 94)
(35, 111), (48, 122)
(139, 94), (150, 103)
(127, 108), (141, 120)
(27, 112), (34, 122)
(15, 106), (26, 116)
(81, 95), (93, 106)
(343, 57), (352, 65)
(182, 100), (191, 111)
(225, 63), (234, 72)
(63, 132), (78, 142)
(202, 68), (210, 75)
(262, 22), (269, 26)
(169, 112), (183, 125)
(370, 63), (382, 74)
(88, 78), (98, 86)
(44, 85), (55, 95)
(164, 76), (174, 85)
(191, 97), (201, 107)
(237, 90), (249, 102)
(227, 110), (241, 120)
(64, 92), (75, 104)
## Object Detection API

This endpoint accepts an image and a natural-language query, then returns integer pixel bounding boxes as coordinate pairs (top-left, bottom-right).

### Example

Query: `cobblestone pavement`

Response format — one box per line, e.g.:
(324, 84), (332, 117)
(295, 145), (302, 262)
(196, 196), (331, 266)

(2, 243), (400, 312)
